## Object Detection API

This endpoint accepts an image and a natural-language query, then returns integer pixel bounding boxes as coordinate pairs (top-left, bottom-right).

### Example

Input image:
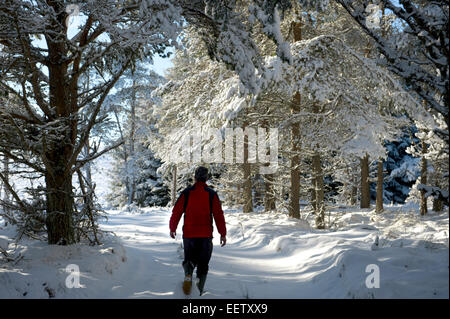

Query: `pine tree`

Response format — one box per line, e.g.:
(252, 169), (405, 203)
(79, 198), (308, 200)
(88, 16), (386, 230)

(107, 62), (169, 208)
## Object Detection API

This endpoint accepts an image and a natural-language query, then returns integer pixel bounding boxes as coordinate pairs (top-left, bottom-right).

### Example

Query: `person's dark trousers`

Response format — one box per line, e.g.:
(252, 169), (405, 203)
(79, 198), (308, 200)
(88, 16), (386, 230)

(182, 237), (213, 277)
(182, 237), (213, 294)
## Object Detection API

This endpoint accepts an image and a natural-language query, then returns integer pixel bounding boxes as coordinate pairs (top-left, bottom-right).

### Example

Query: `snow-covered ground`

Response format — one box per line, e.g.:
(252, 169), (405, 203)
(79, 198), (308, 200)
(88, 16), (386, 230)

(0, 205), (448, 298)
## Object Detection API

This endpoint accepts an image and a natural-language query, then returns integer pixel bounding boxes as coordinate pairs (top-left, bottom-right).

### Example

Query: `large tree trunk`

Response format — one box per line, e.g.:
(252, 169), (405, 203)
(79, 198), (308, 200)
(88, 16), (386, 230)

(289, 92), (301, 219)
(360, 155), (370, 209)
(43, 6), (77, 245)
(289, 17), (302, 219)
(45, 142), (76, 245)
(375, 159), (384, 213)
(420, 141), (428, 216)
(312, 153), (325, 229)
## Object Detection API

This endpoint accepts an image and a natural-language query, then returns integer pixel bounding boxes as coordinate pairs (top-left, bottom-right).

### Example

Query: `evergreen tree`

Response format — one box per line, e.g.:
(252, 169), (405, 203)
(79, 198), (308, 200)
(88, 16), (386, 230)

(106, 62), (169, 208)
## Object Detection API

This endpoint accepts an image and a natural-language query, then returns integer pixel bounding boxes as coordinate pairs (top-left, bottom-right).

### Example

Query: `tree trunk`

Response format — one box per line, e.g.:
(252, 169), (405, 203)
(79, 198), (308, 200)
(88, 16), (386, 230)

(44, 9), (78, 245)
(360, 155), (370, 209)
(432, 195), (443, 212)
(350, 167), (357, 206)
(350, 184), (357, 206)
(2, 156), (10, 214)
(311, 179), (316, 212)
(2, 156), (9, 199)
(243, 123), (253, 213)
(289, 91), (301, 219)
(289, 17), (302, 219)
(312, 153), (325, 229)
(45, 142), (76, 245)
(264, 173), (276, 212)
(375, 159), (384, 213)
(83, 140), (93, 198)
(420, 142), (428, 216)
(253, 174), (263, 207)
(236, 183), (243, 207)
(128, 80), (137, 205)
(262, 120), (276, 212)
(171, 165), (177, 206)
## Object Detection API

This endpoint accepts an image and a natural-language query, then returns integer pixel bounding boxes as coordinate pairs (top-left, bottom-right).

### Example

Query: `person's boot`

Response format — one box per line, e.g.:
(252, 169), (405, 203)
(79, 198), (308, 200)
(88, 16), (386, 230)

(183, 274), (192, 295)
(196, 274), (207, 296)
(183, 261), (194, 276)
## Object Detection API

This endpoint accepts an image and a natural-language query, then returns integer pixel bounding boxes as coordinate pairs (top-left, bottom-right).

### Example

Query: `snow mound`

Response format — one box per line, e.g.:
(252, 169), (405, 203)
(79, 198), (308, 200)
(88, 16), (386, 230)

(0, 230), (127, 298)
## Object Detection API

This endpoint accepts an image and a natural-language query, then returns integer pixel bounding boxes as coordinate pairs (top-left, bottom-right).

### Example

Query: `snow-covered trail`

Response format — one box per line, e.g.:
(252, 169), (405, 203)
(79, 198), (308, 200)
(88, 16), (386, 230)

(95, 207), (448, 299)
(0, 205), (448, 298)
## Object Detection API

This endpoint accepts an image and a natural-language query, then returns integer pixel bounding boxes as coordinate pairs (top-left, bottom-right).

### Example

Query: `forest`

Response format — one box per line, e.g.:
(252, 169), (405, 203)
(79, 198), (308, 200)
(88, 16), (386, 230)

(0, 0), (448, 300)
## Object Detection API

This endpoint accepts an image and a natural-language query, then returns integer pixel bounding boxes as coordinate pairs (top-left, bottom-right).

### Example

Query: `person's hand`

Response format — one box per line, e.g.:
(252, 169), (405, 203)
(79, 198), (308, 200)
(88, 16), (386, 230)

(170, 231), (176, 239)
(220, 236), (226, 247)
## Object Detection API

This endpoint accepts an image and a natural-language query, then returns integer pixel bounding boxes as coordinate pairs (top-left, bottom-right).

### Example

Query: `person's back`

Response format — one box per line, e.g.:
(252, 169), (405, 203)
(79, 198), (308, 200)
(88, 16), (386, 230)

(169, 166), (226, 295)
(179, 182), (225, 238)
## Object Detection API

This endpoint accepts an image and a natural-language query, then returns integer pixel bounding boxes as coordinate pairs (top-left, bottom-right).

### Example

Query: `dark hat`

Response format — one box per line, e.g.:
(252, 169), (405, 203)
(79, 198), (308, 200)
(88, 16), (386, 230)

(194, 166), (209, 182)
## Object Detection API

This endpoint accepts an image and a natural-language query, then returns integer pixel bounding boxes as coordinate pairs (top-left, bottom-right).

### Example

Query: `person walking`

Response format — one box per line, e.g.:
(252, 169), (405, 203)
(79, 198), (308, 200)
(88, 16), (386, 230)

(169, 166), (227, 295)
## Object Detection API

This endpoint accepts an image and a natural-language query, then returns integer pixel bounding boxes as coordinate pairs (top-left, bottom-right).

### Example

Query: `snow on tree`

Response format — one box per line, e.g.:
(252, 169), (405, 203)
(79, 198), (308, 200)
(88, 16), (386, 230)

(0, 0), (307, 244)
(256, 34), (415, 217)
(376, 125), (421, 204)
(406, 115), (449, 209)
(105, 61), (169, 208)
(152, 9), (416, 227)
(1, 0), (447, 244)
(335, 0), (449, 148)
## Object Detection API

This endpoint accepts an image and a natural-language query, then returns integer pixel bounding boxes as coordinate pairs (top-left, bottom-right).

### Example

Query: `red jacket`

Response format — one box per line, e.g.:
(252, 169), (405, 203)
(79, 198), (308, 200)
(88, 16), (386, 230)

(169, 181), (226, 238)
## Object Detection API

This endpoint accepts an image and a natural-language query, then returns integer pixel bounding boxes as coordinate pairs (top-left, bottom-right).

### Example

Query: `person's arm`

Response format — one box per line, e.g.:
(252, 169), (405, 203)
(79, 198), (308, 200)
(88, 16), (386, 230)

(211, 193), (227, 246)
(169, 193), (185, 238)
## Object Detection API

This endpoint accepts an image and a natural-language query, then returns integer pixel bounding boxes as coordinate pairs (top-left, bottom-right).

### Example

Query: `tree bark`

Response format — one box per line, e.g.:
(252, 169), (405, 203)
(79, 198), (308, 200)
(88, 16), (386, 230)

(42, 5), (78, 245)
(311, 178), (316, 212)
(2, 156), (9, 200)
(83, 139), (93, 200)
(420, 141), (428, 216)
(349, 166), (357, 206)
(171, 165), (177, 206)
(289, 17), (302, 219)
(375, 159), (384, 213)
(350, 184), (357, 206)
(1, 156), (10, 215)
(128, 79), (137, 205)
(45, 148), (76, 245)
(264, 173), (276, 212)
(312, 153), (325, 229)
(360, 155), (370, 209)
(262, 120), (275, 212)
(432, 195), (443, 212)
